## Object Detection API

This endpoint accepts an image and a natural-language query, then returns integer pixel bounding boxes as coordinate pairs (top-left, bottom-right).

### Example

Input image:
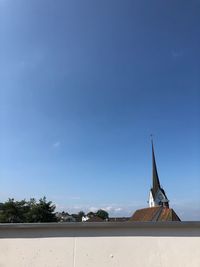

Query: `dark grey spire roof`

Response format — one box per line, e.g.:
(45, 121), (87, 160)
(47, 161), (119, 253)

(151, 140), (161, 196)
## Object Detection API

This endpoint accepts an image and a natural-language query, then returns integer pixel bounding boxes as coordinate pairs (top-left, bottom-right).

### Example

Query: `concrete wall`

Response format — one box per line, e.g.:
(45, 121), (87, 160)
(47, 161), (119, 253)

(0, 222), (200, 267)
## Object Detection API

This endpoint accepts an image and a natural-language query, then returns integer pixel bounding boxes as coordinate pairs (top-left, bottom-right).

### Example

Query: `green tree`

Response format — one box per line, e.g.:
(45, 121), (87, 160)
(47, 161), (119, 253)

(87, 211), (95, 218)
(0, 197), (57, 223)
(96, 209), (109, 220)
(0, 199), (29, 223)
(26, 197), (57, 223)
(77, 211), (85, 221)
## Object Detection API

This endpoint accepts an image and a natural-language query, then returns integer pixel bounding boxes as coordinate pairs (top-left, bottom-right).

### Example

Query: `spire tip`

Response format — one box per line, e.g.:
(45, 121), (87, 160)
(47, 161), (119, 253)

(150, 134), (154, 145)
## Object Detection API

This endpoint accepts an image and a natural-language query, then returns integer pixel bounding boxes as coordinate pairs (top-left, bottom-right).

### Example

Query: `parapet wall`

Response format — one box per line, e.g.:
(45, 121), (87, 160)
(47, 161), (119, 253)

(0, 222), (200, 267)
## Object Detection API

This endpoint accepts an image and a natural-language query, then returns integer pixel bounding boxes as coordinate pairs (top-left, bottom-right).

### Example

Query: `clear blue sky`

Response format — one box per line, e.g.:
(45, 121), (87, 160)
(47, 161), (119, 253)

(0, 0), (200, 220)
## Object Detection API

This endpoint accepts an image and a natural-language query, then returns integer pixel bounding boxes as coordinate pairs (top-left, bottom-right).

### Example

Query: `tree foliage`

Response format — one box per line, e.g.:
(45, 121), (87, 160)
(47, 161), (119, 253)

(87, 211), (95, 217)
(96, 209), (109, 220)
(77, 211), (85, 221)
(0, 198), (110, 223)
(0, 199), (29, 223)
(0, 197), (57, 223)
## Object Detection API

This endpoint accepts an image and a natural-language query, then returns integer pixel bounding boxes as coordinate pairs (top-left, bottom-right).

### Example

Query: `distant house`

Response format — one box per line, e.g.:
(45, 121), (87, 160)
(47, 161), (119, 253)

(56, 212), (76, 222)
(82, 215), (90, 222)
(131, 140), (181, 222)
(82, 211), (107, 222)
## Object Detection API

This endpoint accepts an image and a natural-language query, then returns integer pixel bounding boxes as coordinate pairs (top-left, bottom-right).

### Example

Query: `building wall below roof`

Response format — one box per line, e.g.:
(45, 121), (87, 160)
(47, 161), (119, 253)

(149, 189), (155, 207)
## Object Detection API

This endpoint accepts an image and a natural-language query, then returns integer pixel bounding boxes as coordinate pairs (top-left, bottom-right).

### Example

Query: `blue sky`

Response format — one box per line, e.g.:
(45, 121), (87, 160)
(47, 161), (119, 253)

(0, 0), (200, 220)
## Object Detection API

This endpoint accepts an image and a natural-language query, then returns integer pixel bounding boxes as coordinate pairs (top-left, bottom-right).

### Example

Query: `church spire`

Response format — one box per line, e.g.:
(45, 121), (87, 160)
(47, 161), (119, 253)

(151, 139), (161, 195)
(149, 137), (169, 208)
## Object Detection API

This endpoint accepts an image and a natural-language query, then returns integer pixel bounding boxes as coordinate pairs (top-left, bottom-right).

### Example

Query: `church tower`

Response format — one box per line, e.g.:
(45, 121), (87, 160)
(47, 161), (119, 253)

(130, 140), (181, 221)
(148, 140), (169, 208)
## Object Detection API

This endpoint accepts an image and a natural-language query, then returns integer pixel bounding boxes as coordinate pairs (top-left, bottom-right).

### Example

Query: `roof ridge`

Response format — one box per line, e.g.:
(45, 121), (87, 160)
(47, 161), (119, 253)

(151, 206), (163, 221)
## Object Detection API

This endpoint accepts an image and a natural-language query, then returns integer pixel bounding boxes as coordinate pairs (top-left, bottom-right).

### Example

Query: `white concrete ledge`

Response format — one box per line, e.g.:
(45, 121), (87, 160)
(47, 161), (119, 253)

(0, 222), (200, 266)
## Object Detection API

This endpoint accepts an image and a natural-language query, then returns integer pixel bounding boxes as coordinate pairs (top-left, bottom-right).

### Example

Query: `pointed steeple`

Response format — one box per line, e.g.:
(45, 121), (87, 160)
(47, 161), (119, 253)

(151, 139), (161, 196)
(149, 138), (169, 208)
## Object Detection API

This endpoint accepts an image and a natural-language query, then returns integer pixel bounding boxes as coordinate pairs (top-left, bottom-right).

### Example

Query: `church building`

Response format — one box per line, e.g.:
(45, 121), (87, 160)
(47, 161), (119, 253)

(130, 141), (181, 222)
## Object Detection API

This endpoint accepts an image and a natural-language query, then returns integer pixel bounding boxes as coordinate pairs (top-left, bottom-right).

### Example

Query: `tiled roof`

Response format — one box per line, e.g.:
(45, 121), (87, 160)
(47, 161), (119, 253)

(130, 207), (181, 222)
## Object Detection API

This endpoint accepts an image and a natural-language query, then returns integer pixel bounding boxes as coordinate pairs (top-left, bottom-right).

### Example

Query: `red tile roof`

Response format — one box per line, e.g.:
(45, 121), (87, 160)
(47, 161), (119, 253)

(130, 207), (181, 222)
